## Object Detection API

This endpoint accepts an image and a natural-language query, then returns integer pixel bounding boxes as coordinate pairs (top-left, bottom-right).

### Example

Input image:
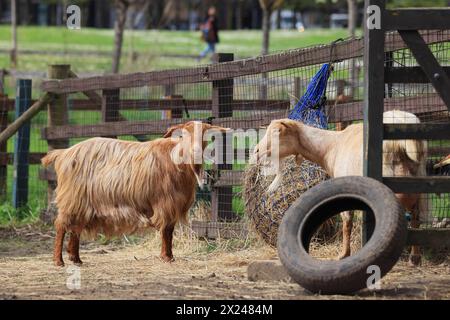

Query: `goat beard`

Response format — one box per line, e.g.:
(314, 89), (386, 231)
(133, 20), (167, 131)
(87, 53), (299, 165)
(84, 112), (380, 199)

(169, 142), (207, 189)
(191, 163), (206, 190)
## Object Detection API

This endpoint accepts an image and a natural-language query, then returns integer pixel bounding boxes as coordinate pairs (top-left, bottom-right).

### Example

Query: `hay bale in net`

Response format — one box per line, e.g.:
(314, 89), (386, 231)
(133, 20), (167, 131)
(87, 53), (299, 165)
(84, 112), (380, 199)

(244, 157), (328, 247)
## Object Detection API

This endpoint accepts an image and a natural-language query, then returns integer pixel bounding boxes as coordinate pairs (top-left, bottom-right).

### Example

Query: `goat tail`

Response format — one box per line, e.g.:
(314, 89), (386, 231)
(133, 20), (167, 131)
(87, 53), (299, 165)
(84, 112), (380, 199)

(405, 139), (427, 164)
(41, 149), (64, 167)
(384, 139), (427, 164)
(383, 110), (427, 165)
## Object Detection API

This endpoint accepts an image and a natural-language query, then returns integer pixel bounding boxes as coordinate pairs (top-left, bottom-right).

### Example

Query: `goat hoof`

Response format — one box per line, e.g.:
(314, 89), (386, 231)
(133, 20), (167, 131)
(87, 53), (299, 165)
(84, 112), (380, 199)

(160, 255), (175, 263)
(69, 256), (83, 265)
(408, 254), (421, 266)
(54, 259), (65, 267)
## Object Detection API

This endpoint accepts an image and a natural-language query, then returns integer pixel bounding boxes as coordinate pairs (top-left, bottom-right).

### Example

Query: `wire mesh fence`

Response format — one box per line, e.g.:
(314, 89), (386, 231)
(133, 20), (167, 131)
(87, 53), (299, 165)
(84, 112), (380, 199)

(383, 30), (450, 228)
(0, 30), (448, 234)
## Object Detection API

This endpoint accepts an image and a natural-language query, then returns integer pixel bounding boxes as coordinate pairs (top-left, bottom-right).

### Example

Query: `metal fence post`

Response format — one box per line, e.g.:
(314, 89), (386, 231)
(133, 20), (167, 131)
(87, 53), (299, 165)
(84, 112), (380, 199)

(12, 79), (31, 210)
(0, 69), (8, 200)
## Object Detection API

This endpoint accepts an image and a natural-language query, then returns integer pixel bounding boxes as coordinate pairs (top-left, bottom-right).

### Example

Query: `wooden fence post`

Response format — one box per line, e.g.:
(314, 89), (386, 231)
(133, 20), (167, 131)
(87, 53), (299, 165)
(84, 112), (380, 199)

(211, 53), (235, 223)
(163, 84), (183, 120)
(46, 65), (70, 215)
(12, 79), (31, 210)
(162, 84), (173, 119)
(335, 79), (352, 131)
(362, 0), (386, 243)
(259, 74), (268, 100)
(290, 77), (301, 108)
(0, 69), (6, 95)
(0, 71), (8, 201)
(101, 88), (120, 138)
(385, 51), (394, 98)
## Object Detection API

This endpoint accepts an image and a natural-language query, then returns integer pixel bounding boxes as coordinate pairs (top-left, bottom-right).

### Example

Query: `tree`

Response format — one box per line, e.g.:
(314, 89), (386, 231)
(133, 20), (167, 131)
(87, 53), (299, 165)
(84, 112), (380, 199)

(111, 0), (149, 74)
(10, 0), (17, 69)
(112, 0), (130, 74)
(347, 0), (356, 38)
(259, 0), (284, 55)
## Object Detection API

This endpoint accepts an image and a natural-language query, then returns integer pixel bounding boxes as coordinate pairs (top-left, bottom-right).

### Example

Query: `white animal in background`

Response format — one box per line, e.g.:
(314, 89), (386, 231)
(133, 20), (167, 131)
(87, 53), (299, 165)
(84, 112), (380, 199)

(254, 110), (427, 265)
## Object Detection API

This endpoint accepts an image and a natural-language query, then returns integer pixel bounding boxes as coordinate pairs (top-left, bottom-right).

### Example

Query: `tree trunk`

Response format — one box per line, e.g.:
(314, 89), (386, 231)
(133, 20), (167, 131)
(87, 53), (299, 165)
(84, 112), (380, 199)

(261, 9), (271, 55)
(276, 9), (281, 29)
(236, 0), (242, 29)
(112, 1), (128, 74)
(347, 0), (356, 37)
(174, 0), (180, 30)
(21, 0), (31, 25)
(226, 0), (233, 30)
(10, 0), (17, 69)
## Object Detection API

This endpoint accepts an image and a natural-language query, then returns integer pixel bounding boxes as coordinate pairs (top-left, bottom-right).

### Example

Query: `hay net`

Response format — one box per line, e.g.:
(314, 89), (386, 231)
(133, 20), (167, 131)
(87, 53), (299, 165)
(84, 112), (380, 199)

(243, 63), (332, 247)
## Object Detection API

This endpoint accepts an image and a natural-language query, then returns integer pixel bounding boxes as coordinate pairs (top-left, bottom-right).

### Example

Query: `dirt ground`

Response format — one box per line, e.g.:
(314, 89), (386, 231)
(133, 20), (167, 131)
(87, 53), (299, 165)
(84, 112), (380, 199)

(0, 225), (448, 300)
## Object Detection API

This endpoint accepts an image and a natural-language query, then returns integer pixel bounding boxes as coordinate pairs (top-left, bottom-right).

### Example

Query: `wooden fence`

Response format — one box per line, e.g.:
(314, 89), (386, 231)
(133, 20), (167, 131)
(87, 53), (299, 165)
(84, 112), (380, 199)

(1, 30), (449, 239)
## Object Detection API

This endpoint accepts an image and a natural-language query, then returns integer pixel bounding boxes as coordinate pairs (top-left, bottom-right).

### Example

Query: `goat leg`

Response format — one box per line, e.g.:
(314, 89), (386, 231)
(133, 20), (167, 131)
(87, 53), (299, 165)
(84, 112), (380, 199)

(160, 224), (175, 263)
(53, 227), (66, 267)
(67, 229), (83, 265)
(409, 208), (422, 266)
(338, 211), (353, 260)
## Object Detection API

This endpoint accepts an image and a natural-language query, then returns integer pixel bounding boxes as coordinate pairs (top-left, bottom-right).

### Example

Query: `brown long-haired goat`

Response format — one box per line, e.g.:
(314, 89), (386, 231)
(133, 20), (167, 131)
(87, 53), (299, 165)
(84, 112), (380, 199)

(42, 121), (228, 266)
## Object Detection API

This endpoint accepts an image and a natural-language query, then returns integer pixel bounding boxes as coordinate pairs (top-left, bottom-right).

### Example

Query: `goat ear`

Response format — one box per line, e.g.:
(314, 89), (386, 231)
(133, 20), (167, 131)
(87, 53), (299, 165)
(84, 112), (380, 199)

(209, 125), (231, 133)
(278, 120), (292, 131)
(280, 120), (300, 134)
(163, 126), (177, 138)
(163, 123), (185, 138)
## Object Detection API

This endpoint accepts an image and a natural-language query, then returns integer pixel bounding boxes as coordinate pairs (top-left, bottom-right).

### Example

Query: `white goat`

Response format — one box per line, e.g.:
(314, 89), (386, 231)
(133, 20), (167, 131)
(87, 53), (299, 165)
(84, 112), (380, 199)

(254, 110), (427, 265)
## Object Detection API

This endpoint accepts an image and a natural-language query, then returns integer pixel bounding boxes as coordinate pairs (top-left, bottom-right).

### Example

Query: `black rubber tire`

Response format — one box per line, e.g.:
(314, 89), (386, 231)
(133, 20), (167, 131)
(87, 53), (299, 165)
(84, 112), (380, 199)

(277, 176), (407, 295)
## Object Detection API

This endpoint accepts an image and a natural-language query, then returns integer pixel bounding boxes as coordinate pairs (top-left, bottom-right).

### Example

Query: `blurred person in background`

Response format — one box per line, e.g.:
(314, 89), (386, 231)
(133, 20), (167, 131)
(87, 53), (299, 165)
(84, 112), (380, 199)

(197, 6), (219, 61)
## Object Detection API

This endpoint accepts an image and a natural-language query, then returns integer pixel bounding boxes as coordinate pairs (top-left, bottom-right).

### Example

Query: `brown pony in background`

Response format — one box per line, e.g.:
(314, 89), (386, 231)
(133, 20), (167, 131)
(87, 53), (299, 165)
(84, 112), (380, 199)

(42, 121), (229, 266)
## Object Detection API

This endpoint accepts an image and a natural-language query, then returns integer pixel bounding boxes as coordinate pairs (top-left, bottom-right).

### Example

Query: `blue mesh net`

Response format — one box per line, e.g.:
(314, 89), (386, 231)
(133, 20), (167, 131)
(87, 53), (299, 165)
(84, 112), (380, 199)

(288, 63), (331, 129)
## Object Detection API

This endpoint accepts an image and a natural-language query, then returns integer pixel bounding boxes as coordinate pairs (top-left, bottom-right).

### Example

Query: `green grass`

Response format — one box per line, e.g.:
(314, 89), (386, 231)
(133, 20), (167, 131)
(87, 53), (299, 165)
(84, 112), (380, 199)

(0, 26), (352, 81)
(0, 26), (352, 56)
(0, 199), (44, 225)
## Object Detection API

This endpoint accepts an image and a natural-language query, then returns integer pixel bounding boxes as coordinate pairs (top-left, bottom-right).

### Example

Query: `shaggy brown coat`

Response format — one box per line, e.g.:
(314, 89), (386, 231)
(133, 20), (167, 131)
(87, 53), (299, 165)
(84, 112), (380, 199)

(42, 121), (228, 266)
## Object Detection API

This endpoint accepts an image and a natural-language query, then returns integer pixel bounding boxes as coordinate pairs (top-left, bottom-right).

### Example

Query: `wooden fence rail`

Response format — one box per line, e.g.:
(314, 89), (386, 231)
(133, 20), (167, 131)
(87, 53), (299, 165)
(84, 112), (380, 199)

(40, 93), (448, 141)
(40, 31), (450, 94)
(1, 98), (291, 112)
